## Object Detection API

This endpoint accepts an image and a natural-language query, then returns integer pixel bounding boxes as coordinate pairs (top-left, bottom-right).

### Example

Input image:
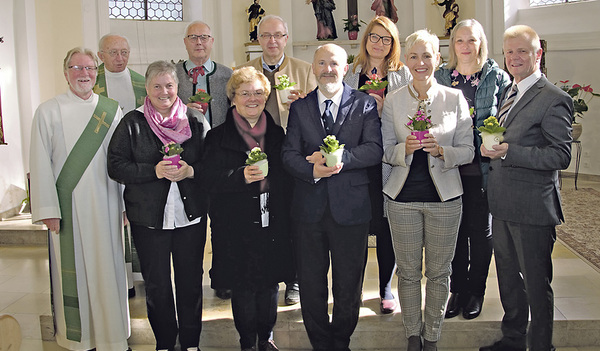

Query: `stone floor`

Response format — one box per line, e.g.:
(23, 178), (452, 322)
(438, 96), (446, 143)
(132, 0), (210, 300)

(1, 177), (600, 350)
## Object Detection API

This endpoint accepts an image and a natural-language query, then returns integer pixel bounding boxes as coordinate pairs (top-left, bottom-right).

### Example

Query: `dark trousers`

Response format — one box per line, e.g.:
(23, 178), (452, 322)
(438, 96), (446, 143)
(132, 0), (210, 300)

(293, 208), (369, 351)
(131, 219), (206, 350)
(492, 218), (555, 351)
(231, 283), (279, 349)
(450, 175), (493, 297)
(376, 218), (396, 300)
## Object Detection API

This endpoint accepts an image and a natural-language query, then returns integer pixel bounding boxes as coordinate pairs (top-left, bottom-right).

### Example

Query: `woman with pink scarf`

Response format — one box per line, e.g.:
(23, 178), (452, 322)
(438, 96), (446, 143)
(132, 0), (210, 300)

(108, 60), (210, 351)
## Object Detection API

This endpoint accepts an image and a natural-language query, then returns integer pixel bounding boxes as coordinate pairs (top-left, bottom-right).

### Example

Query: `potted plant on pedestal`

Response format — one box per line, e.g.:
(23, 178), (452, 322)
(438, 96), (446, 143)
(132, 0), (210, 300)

(343, 15), (366, 40)
(557, 80), (599, 140)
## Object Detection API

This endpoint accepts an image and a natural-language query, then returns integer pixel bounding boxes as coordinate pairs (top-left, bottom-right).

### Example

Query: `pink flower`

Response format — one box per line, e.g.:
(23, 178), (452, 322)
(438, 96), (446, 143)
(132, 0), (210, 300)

(583, 85), (593, 93)
(573, 84), (581, 89)
(451, 70), (459, 77)
(560, 80), (569, 84)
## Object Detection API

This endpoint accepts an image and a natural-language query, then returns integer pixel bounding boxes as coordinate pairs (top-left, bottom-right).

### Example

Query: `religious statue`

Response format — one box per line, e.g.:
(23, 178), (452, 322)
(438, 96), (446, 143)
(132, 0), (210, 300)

(433, 0), (459, 37)
(307, 0), (338, 40)
(247, 0), (265, 42)
(371, 0), (398, 23)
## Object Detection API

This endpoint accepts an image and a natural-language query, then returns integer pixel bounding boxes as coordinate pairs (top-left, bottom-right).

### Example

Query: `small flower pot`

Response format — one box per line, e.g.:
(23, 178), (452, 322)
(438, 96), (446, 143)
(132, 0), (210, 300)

(278, 88), (292, 104)
(199, 102), (208, 114)
(481, 132), (504, 149)
(367, 89), (385, 98)
(321, 147), (344, 167)
(348, 31), (359, 40)
(253, 159), (269, 177)
(164, 154), (181, 169)
(411, 130), (429, 142)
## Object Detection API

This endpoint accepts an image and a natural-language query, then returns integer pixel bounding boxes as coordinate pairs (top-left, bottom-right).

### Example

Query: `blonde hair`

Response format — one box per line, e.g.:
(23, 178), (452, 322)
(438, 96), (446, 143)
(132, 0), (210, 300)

(405, 29), (439, 57)
(63, 47), (98, 72)
(226, 66), (271, 100)
(504, 25), (541, 52)
(447, 19), (488, 71)
(353, 16), (403, 75)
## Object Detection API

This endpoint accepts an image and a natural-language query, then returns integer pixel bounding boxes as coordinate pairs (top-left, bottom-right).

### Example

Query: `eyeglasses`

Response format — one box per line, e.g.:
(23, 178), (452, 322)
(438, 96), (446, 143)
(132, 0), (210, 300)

(103, 50), (130, 57)
(259, 33), (287, 40)
(368, 33), (393, 46)
(236, 90), (265, 98)
(186, 34), (212, 43)
(68, 65), (98, 71)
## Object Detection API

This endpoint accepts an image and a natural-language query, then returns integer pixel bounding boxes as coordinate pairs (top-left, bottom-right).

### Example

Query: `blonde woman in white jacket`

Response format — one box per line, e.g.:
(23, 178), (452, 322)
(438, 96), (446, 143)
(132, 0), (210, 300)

(381, 29), (474, 351)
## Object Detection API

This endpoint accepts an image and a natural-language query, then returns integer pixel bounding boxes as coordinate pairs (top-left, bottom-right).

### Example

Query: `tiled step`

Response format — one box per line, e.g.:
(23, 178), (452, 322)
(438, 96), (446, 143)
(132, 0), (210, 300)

(0, 214), (47, 246)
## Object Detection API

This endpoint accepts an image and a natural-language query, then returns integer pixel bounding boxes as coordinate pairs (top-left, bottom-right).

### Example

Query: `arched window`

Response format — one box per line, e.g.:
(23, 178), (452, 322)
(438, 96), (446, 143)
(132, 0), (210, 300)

(109, 0), (183, 21)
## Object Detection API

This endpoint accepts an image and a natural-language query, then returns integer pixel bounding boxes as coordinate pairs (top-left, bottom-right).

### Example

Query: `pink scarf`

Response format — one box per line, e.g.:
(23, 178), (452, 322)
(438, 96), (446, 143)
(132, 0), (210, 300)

(143, 96), (192, 145)
(233, 109), (268, 192)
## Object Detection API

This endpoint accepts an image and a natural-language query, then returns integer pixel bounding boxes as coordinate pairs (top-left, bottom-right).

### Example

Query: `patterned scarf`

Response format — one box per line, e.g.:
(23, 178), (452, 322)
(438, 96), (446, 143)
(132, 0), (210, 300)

(143, 96), (191, 145)
(233, 108), (268, 192)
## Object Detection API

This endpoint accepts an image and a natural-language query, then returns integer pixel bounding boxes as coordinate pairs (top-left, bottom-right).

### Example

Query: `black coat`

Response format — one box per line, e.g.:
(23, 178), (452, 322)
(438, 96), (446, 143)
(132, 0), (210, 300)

(108, 109), (209, 228)
(202, 107), (294, 289)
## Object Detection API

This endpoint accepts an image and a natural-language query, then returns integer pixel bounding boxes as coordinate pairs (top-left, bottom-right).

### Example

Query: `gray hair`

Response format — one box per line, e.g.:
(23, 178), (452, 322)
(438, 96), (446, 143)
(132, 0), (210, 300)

(63, 47), (98, 72)
(257, 15), (289, 35)
(145, 60), (179, 85)
(184, 21), (211, 38)
(98, 34), (131, 51)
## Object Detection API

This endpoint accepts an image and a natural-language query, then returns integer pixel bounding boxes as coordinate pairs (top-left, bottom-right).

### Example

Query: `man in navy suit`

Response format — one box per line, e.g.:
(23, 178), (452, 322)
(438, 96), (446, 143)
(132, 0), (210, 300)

(282, 43), (383, 351)
(480, 25), (573, 351)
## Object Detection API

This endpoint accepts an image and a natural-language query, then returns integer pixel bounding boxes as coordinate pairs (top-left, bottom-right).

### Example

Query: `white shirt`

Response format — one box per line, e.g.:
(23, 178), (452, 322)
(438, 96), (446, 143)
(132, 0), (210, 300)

(105, 69), (137, 113)
(317, 87), (344, 123)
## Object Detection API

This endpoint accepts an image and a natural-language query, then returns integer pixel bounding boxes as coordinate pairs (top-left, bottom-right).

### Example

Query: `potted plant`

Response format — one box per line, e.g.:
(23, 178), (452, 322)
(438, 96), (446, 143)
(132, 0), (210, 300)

(478, 116), (506, 149)
(319, 135), (344, 167)
(342, 15), (366, 40)
(557, 80), (599, 140)
(273, 74), (297, 104)
(358, 68), (389, 98)
(406, 104), (434, 142)
(160, 142), (184, 169)
(189, 88), (212, 115)
(246, 147), (269, 176)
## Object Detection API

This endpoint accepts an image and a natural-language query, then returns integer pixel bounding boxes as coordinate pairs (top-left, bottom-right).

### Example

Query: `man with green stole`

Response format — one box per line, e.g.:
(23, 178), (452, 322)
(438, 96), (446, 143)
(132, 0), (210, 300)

(96, 33), (145, 298)
(29, 47), (130, 351)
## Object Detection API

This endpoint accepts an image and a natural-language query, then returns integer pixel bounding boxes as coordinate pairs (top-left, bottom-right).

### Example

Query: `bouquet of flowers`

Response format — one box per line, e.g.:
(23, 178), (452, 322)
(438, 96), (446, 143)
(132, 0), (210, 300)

(358, 68), (388, 97)
(319, 135), (344, 167)
(189, 88), (212, 103)
(273, 74), (297, 90)
(246, 147), (269, 176)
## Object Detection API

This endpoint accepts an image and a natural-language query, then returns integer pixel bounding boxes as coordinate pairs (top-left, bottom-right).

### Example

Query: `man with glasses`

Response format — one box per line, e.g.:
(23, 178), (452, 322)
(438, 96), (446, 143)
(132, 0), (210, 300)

(239, 14), (316, 306)
(30, 47), (130, 351)
(96, 34), (145, 300)
(176, 21), (232, 128)
(240, 15), (316, 132)
(96, 34), (146, 114)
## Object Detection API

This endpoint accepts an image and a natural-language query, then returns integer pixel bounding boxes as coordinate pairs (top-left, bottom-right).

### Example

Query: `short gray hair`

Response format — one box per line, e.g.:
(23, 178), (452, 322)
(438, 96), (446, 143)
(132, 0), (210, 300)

(63, 47), (98, 72)
(184, 21), (211, 37)
(405, 29), (440, 57)
(145, 60), (178, 86)
(98, 34), (130, 51)
(257, 15), (288, 35)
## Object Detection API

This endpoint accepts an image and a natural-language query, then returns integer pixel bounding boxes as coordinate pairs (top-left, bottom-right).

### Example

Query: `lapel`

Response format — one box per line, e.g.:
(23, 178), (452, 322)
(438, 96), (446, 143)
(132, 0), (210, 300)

(220, 108), (251, 154)
(504, 76), (545, 128)
(332, 83), (354, 135)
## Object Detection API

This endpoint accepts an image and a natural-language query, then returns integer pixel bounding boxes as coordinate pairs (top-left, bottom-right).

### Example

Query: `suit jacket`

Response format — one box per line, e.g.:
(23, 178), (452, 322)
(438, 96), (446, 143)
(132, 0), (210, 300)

(487, 75), (573, 226)
(282, 83), (383, 226)
(240, 56), (317, 130)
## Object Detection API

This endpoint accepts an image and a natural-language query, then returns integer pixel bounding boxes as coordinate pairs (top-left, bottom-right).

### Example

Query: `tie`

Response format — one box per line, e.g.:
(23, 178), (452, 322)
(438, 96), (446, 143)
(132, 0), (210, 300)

(189, 66), (206, 84)
(322, 99), (334, 134)
(498, 85), (518, 126)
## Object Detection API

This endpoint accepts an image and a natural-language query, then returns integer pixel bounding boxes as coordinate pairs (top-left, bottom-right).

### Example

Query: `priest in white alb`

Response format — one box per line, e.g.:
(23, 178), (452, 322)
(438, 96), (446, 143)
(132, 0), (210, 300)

(29, 47), (130, 351)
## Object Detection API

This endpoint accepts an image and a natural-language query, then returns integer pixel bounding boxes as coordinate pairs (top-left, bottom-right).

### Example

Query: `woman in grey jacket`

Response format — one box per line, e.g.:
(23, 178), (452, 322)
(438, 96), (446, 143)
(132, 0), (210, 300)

(434, 19), (511, 320)
(343, 15), (411, 315)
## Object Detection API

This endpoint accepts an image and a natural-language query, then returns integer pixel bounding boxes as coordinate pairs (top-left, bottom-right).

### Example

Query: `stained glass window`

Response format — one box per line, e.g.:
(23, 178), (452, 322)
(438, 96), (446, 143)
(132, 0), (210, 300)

(109, 0), (183, 21)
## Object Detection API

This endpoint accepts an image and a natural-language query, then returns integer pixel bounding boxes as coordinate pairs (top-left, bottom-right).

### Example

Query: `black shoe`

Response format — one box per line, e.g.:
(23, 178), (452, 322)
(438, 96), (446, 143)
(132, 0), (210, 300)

(215, 288), (232, 299)
(480, 340), (526, 351)
(128, 287), (136, 299)
(285, 282), (300, 305)
(463, 295), (483, 320)
(258, 339), (279, 351)
(445, 292), (462, 318)
(407, 335), (422, 351)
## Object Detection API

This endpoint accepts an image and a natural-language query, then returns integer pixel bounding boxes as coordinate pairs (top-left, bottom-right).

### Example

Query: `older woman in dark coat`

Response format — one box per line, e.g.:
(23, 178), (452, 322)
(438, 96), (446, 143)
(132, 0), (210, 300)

(202, 66), (294, 351)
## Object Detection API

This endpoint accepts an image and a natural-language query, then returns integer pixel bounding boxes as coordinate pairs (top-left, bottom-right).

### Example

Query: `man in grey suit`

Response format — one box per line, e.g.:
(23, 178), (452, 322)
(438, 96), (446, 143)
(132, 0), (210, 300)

(479, 25), (573, 351)
(282, 43), (383, 351)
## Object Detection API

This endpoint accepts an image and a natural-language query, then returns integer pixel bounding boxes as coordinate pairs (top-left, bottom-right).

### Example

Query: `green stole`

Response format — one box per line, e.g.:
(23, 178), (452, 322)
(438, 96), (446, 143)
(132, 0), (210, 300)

(55, 95), (118, 342)
(94, 63), (146, 108)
